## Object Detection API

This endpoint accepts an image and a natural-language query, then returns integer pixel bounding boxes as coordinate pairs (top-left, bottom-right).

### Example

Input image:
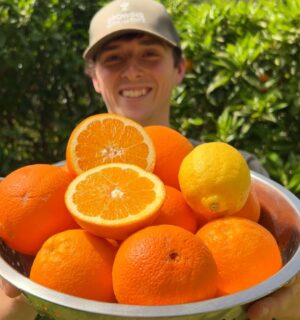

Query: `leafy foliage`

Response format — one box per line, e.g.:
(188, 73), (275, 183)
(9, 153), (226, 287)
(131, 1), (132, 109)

(166, 0), (300, 196)
(1, 0), (300, 197)
(0, 0), (107, 173)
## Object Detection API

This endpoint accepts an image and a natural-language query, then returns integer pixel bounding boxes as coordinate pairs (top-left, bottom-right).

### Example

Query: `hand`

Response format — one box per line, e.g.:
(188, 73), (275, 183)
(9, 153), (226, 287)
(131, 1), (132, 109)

(0, 278), (37, 320)
(1, 277), (21, 297)
(247, 273), (300, 320)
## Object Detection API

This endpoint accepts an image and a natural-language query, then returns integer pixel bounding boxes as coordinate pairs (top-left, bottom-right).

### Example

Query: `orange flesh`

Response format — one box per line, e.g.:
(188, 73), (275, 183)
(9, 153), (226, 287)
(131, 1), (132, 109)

(72, 167), (156, 220)
(75, 119), (149, 171)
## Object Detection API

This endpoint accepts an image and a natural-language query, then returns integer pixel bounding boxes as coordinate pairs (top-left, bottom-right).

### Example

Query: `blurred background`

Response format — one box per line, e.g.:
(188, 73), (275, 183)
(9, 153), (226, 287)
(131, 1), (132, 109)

(0, 0), (299, 197)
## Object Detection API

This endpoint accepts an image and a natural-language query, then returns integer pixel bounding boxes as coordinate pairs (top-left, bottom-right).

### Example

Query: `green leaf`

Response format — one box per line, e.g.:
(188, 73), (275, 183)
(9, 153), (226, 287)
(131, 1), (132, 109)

(206, 70), (233, 96)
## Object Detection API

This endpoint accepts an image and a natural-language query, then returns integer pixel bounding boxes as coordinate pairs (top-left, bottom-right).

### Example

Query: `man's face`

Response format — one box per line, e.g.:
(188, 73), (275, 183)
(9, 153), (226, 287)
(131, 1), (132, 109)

(91, 34), (185, 126)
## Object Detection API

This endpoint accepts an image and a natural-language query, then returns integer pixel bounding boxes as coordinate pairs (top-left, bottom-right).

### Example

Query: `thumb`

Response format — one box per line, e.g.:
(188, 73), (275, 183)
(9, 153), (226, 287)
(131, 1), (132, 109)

(1, 278), (21, 298)
(247, 275), (300, 320)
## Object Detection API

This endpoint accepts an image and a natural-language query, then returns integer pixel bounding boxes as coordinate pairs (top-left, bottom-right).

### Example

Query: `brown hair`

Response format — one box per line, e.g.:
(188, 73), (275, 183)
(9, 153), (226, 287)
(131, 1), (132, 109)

(85, 32), (183, 77)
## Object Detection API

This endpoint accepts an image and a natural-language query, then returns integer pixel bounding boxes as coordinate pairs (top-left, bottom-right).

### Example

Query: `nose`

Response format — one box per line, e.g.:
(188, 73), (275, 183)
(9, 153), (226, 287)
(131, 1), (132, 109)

(121, 57), (143, 80)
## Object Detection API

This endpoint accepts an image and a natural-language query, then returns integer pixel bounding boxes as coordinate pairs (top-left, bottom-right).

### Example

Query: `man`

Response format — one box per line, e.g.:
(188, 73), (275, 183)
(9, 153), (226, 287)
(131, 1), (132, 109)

(83, 0), (185, 127)
(1, 0), (299, 319)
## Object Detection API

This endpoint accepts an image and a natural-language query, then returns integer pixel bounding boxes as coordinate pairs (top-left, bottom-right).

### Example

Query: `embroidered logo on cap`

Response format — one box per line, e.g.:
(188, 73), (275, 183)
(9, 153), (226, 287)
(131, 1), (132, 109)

(120, 1), (129, 12)
(106, 0), (146, 29)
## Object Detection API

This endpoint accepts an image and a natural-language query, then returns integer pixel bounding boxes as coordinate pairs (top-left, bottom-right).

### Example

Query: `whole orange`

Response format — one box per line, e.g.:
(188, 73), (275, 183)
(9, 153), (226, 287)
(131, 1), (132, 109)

(0, 164), (77, 255)
(233, 185), (261, 222)
(112, 224), (217, 305)
(58, 161), (77, 179)
(184, 58), (194, 72)
(152, 185), (198, 233)
(30, 229), (117, 302)
(144, 126), (193, 189)
(196, 217), (282, 296)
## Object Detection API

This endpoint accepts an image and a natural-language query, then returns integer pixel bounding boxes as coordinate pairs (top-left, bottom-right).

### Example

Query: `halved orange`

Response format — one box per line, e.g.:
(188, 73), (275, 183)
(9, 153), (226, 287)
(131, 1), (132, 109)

(65, 163), (165, 240)
(66, 113), (155, 175)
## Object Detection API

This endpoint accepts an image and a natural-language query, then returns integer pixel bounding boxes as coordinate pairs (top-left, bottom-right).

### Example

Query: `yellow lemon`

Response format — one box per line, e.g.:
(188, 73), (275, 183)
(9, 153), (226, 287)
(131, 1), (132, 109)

(178, 142), (251, 220)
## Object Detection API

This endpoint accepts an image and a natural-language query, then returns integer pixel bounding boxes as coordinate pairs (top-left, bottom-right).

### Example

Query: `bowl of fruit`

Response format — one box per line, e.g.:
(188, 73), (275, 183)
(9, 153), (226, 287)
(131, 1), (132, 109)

(0, 113), (300, 320)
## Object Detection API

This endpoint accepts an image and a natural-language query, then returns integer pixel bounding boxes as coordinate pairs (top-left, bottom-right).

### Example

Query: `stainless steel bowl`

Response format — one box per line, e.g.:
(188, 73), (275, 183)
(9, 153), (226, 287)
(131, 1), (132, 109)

(1, 171), (300, 320)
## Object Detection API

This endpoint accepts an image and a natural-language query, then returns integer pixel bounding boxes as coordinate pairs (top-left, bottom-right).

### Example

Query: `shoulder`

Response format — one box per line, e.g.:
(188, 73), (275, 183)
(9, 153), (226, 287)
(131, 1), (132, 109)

(238, 149), (269, 177)
(189, 139), (269, 177)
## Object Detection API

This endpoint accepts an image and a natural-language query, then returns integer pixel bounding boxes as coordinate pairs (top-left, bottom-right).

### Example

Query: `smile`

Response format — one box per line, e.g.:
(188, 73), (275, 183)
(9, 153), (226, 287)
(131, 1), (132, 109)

(120, 88), (150, 98)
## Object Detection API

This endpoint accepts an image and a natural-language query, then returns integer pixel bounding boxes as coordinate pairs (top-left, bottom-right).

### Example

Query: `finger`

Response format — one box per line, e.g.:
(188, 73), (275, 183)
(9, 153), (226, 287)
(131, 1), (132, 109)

(247, 285), (297, 320)
(247, 295), (277, 320)
(0, 288), (37, 320)
(1, 278), (21, 298)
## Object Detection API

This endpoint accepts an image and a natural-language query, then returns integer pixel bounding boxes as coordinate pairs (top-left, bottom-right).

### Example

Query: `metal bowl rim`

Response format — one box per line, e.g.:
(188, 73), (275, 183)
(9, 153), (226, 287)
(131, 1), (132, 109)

(1, 171), (300, 317)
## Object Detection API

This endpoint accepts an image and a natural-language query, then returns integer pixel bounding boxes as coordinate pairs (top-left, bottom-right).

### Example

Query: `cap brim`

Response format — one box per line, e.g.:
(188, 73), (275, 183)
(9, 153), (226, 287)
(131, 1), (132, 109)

(83, 28), (179, 60)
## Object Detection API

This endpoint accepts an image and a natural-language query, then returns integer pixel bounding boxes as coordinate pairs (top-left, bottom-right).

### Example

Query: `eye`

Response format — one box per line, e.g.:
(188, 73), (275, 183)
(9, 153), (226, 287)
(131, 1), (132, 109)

(142, 50), (160, 59)
(102, 54), (123, 65)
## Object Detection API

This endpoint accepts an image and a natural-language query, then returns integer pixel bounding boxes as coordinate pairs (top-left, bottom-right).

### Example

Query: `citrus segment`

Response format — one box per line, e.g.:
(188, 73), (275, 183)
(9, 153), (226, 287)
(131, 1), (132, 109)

(65, 163), (165, 240)
(112, 225), (217, 305)
(66, 113), (155, 175)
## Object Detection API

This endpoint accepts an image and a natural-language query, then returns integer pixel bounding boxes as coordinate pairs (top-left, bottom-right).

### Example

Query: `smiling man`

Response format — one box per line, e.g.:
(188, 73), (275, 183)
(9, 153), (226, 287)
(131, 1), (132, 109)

(89, 33), (185, 126)
(84, 0), (185, 126)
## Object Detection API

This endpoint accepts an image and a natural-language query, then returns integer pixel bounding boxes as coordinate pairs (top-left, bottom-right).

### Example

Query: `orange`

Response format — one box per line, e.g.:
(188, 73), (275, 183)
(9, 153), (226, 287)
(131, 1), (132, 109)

(152, 185), (198, 233)
(65, 163), (165, 240)
(58, 161), (77, 179)
(196, 217), (282, 296)
(184, 58), (194, 73)
(193, 184), (261, 225)
(233, 185), (261, 222)
(144, 126), (193, 189)
(30, 229), (117, 302)
(112, 225), (217, 305)
(0, 164), (77, 255)
(179, 142), (251, 220)
(66, 113), (155, 176)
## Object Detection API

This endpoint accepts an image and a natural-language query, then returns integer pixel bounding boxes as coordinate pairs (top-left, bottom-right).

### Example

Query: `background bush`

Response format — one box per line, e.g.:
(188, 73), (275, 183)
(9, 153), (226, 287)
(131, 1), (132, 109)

(1, 0), (300, 197)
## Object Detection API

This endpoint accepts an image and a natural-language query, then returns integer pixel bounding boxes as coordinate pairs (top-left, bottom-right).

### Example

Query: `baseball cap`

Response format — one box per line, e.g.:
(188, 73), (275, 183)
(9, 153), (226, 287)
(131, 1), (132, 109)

(83, 0), (181, 60)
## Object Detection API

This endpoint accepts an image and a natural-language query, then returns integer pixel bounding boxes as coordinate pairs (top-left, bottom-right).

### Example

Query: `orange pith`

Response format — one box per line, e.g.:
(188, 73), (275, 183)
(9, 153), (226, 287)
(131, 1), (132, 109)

(66, 113), (155, 175)
(65, 163), (165, 240)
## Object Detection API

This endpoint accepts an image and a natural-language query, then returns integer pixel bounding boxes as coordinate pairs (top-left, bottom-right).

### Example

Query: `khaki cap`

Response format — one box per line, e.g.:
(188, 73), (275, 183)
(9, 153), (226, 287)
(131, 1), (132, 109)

(83, 0), (181, 60)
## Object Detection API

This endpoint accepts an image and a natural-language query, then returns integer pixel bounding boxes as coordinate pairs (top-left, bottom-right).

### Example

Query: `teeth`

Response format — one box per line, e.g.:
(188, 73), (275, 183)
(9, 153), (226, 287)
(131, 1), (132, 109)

(122, 88), (147, 98)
